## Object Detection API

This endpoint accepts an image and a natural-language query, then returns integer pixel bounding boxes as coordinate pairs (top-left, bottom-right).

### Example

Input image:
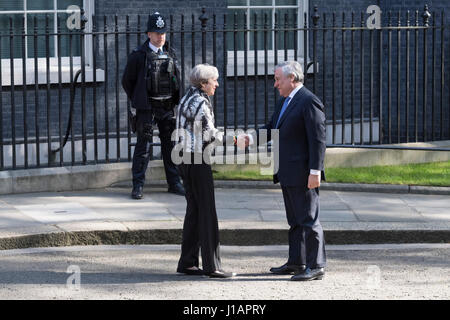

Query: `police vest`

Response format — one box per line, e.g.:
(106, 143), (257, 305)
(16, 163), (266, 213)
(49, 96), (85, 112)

(146, 50), (176, 99)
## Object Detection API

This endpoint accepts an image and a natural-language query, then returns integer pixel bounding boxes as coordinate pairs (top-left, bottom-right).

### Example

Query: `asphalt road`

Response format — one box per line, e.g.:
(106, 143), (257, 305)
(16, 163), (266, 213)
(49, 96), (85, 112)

(0, 244), (448, 300)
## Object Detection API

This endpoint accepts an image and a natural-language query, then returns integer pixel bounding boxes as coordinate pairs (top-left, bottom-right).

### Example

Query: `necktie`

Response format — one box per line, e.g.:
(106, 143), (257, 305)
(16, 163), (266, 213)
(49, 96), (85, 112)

(275, 96), (291, 128)
(157, 48), (163, 55)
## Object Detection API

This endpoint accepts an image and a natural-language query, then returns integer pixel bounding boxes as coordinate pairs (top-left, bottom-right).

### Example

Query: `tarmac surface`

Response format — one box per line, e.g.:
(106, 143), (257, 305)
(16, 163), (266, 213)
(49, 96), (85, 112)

(0, 244), (448, 300)
(0, 181), (449, 249)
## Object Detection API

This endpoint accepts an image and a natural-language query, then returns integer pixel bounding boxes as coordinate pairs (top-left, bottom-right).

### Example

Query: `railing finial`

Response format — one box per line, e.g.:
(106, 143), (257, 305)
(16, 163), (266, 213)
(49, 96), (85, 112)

(80, 8), (88, 31)
(312, 5), (320, 27)
(199, 7), (208, 28)
(422, 4), (431, 26)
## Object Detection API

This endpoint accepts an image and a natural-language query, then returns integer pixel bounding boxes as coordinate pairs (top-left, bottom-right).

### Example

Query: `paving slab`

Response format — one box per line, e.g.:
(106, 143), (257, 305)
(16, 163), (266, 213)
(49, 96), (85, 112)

(259, 210), (286, 222)
(0, 185), (448, 249)
(400, 194), (450, 208)
(14, 202), (104, 224)
(217, 209), (262, 221)
(320, 210), (359, 222)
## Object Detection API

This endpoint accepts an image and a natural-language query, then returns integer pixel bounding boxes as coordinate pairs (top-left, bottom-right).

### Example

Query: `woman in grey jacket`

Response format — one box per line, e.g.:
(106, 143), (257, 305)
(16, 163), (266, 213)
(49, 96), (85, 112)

(175, 64), (236, 278)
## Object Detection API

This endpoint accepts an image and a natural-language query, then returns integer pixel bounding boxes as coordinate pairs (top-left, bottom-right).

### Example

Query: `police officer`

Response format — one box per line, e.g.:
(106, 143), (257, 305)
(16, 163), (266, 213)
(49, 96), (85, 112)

(122, 12), (185, 199)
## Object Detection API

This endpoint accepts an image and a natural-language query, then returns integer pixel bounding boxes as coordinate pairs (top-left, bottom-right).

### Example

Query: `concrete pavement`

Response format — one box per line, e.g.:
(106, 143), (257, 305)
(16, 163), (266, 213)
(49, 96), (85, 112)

(0, 181), (449, 250)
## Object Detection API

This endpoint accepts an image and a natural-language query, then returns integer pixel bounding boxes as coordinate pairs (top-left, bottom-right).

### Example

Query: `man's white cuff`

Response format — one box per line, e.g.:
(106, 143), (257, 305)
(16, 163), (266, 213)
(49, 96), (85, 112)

(310, 169), (321, 178)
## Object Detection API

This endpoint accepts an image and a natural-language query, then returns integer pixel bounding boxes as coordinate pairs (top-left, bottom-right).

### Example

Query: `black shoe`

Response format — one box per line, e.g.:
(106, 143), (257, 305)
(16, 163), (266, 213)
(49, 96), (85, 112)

(131, 186), (143, 199)
(207, 270), (237, 278)
(291, 268), (325, 281)
(168, 183), (185, 196)
(177, 267), (204, 276)
(270, 263), (306, 275)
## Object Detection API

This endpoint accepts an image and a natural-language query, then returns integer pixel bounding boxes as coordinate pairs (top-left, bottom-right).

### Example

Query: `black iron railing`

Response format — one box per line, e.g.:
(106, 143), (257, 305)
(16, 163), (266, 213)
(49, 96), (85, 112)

(0, 5), (449, 171)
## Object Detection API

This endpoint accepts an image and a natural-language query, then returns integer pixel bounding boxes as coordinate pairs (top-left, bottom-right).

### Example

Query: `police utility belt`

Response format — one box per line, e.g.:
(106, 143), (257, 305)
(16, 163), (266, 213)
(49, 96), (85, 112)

(149, 96), (173, 111)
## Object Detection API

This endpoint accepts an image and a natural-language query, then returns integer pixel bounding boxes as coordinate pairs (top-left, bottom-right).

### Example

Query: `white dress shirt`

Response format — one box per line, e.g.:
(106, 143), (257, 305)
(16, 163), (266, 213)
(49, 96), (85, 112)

(148, 42), (162, 53)
(286, 83), (303, 102)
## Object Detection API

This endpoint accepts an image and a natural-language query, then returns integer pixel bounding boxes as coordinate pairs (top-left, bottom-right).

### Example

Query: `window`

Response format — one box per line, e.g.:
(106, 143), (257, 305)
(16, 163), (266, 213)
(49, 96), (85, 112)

(0, 0), (101, 85)
(226, 0), (309, 76)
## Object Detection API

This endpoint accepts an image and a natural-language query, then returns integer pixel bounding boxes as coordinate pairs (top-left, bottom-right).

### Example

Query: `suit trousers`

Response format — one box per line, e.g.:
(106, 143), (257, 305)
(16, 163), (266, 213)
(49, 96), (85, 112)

(177, 161), (221, 273)
(281, 185), (326, 269)
(132, 109), (181, 188)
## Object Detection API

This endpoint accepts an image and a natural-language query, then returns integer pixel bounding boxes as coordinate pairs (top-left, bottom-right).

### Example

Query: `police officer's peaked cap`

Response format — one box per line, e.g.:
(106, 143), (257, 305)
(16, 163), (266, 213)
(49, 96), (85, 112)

(146, 12), (167, 33)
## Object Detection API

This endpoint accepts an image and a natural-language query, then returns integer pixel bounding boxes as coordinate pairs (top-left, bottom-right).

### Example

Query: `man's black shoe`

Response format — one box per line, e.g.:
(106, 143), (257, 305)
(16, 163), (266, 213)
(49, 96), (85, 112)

(291, 267), (325, 281)
(168, 183), (185, 196)
(131, 186), (143, 200)
(177, 267), (204, 276)
(270, 263), (306, 275)
(206, 270), (237, 278)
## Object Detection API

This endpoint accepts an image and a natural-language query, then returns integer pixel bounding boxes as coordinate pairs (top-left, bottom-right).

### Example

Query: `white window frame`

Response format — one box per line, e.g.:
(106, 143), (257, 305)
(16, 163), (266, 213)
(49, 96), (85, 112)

(0, 0), (104, 86)
(226, 0), (311, 76)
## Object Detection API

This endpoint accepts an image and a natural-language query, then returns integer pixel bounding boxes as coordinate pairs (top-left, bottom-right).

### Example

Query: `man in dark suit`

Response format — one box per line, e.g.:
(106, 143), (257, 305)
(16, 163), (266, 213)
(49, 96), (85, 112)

(245, 61), (326, 281)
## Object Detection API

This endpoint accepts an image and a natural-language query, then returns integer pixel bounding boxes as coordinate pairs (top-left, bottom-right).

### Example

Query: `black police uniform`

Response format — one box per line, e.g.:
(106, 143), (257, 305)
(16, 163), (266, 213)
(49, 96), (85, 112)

(122, 13), (184, 198)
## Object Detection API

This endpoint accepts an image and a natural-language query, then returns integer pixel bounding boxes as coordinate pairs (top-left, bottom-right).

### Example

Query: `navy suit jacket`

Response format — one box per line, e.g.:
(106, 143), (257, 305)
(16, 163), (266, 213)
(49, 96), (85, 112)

(258, 86), (326, 188)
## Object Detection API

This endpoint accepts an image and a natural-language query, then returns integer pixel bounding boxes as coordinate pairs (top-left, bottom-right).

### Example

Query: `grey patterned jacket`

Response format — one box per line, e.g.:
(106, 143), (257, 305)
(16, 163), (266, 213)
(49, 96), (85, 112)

(175, 86), (224, 155)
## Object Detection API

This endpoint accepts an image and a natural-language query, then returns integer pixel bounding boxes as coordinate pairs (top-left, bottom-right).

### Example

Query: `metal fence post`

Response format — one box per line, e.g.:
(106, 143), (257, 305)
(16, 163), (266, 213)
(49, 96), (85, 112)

(22, 16), (28, 168)
(9, 17), (16, 169)
(199, 8), (208, 64)
(81, 10), (88, 164)
(312, 5), (319, 94)
(422, 4), (431, 141)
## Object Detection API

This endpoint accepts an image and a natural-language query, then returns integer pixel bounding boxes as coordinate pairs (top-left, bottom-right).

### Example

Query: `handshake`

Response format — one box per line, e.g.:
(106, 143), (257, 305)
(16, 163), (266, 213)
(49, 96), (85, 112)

(233, 134), (253, 150)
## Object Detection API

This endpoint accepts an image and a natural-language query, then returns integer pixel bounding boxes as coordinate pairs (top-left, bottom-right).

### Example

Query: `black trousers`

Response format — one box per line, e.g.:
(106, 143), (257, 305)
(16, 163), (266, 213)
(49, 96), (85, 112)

(177, 161), (221, 273)
(281, 185), (326, 269)
(132, 109), (181, 187)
